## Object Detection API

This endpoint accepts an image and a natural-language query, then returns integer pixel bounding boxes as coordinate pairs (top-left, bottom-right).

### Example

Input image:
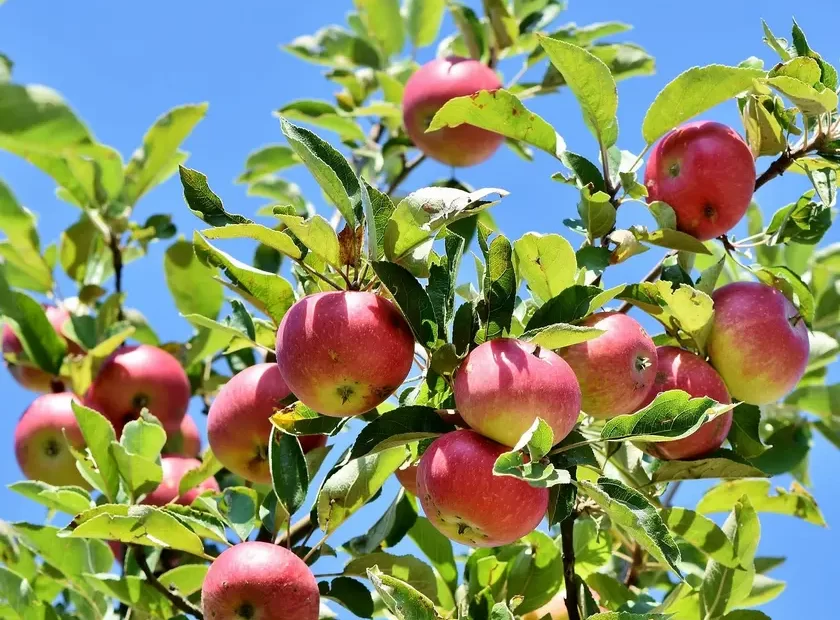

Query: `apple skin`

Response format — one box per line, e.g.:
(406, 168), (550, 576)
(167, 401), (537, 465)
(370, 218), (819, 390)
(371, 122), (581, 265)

(275, 291), (415, 417)
(417, 429), (548, 547)
(644, 121), (755, 241)
(453, 338), (581, 447)
(639, 346), (733, 460)
(208, 363), (328, 484)
(521, 593), (569, 620)
(707, 281), (809, 405)
(3, 306), (81, 392)
(162, 413), (201, 457)
(86, 345), (191, 436)
(559, 312), (657, 419)
(402, 56), (505, 167)
(14, 392), (88, 487)
(142, 456), (219, 506)
(202, 541), (320, 620)
(395, 463), (419, 496)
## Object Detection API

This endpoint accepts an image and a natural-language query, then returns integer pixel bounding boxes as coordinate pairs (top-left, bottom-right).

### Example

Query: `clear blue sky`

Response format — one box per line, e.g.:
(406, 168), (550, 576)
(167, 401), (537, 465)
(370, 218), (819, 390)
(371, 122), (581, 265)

(1, 1), (838, 618)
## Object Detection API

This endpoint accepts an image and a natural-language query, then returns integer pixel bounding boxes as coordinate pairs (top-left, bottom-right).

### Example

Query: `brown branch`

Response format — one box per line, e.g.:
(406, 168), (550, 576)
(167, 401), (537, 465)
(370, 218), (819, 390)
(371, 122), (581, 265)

(616, 258), (665, 314)
(108, 231), (124, 321)
(275, 515), (317, 547)
(134, 545), (204, 618)
(623, 543), (645, 588)
(386, 153), (427, 196)
(561, 468), (581, 620)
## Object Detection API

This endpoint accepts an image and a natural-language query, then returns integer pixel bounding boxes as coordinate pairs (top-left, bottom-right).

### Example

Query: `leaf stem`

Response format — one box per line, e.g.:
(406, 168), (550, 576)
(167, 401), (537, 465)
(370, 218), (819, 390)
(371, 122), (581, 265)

(133, 545), (204, 619)
(548, 436), (603, 457)
(295, 259), (344, 291)
(386, 153), (427, 196)
(561, 467), (581, 620)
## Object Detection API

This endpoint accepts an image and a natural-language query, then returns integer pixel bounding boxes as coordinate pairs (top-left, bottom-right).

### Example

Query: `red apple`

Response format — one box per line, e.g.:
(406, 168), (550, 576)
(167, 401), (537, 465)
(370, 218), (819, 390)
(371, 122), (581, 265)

(417, 429), (548, 547)
(208, 363), (328, 483)
(275, 291), (415, 417)
(639, 346), (733, 460)
(402, 56), (504, 167)
(109, 540), (124, 564)
(560, 313), (657, 419)
(86, 345), (191, 435)
(142, 456), (219, 506)
(707, 281), (809, 405)
(3, 305), (81, 392)
(162, 413), (201, 457)
(202, 541), (320, 620)
(14, 392), (88, 487)
(395, 462), (419, 496)
(644, 121), (755, 241)
(453, 338), (581, 447)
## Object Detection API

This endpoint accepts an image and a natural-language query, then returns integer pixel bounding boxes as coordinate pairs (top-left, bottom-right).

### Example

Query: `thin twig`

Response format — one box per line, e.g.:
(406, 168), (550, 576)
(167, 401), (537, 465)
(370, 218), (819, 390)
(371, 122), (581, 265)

(295, 259), (344, 291)
(561, 467), (581, 620)
(623, 543), (645, 588)
(616, 258), (666, 314)
(275, 515), (316, 547)
(134, 545), (204, 618)
(661, 480), (682, 508)
(386, 153), (427, 195)
(108, 231), (125, 321)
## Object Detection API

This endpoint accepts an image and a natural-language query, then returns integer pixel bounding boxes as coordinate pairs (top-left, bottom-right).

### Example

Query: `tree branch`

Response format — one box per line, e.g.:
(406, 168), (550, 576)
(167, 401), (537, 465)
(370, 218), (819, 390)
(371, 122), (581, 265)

(275, 515), (317, 547)
(108, 230), (125, 321)
(754, 136), (822, 191)
(616, 258), (665, 314)
(134, 545), (204, 618)
(386, 153), (427, 196)
(561, 468), (581, 620)
(623, 543), (645, 588)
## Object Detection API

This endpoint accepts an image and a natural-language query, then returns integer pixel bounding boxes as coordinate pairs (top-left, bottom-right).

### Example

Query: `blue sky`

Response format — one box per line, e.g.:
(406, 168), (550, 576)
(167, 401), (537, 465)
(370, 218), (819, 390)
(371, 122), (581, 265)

(1, 1), (838, 618)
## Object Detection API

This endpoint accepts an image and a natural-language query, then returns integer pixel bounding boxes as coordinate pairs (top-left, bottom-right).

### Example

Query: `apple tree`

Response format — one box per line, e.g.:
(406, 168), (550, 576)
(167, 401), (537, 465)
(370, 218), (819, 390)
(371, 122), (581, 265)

(0, 2), (837, 619)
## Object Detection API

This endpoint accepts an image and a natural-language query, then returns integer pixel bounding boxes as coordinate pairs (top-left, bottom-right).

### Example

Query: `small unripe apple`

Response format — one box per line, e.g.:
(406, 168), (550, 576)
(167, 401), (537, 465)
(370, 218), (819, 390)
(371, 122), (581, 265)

(560, 313), (657, 419)
(639, 346), (733, 460)
(454, 338), (581, 447)
(202, 541), (320, 620)
(142, 456), (219, 506)
(645, 121), (755, 241)
(14, 392), (88, 487)
(707, 281), (809, 405)
(86, 345), (191, 436)
(275, 291), (415, 417)
(3, 306), (81, 393)
(402, 56), (505, 167)
(417, 429), (548, 547)
(208, 363), (327, 484)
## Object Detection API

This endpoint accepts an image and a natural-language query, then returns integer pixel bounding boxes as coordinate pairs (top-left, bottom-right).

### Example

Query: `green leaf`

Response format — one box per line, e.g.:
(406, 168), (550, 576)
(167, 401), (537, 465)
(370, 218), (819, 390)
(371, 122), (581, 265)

(652, 450), (767, 482)
(525, 285), (611, 330)
(317, 447), (406, 533)
(366, 565), (441, 619)
(112, 415), (167, 498)
(494, 419), (569, 489)
(371, 261), (438, 348)
(345, 490), (416, 556)
(635, 227), (713, 255)
(427, 230), (465, 335)
(178, 449), (223, 496)
(588, 614), (670, 620)
(71, 400), (120, 502)
(765, 75), (838, 115)
(577, 186), (616, 241)
(319, 576), (375, 619)
(786, 383), (840, 418)
(164, 239), (224, 320)
(448, 3), (486, 60)
(365, 181), (395, 261)
(697, 480), (826, 526)
(428, 89), (565, 158)
(13, 522), (112, 584)
(642, 65), (766, 144)
(156, 564), (208, 597)
(163, 505), (229, 545)
(476, 229), (517, 343)
(0, 84), (91, 148)
(696, 257), (725, 296)
(601, 390), (735, 443)
(236, 144), (300, 183)
(0, 180), (52, 293)
(280, 118), (360, 226)
(202, 223), (302, 260)
(215, 486), (260, 542)
(806, 166), (837, 207)
(753, 265), (815, 325)
(404, 0), (445, 48)
(269, 428), (309, 518)
(579, 477), (682, 576)
(354, 0), (404, 56)
(0, 282), (67, 375)
(408, 516), (457, 594)
(489, 602), (515, 620)
(193, 232), (295, 324)
(179, 166), (250, 227)
(662, 507), (740, 568)
(278, 100), (366, 143)
(506, 530), (564, 614)
(271, 402), (346, 436)
(83, 573), (174, 617)
(727, 404), (767, 459)
(520, 323), (605, 349)
(121, 103), (207, 206)
(349, 406), (454, 459)
(8, 481), (92, 515)
(538, 36), (618, 147)
(275, 213), (341, 267)
(513, 233), (576, 301)
(347, 553), (438, 601)
(284, 26), (382, 69)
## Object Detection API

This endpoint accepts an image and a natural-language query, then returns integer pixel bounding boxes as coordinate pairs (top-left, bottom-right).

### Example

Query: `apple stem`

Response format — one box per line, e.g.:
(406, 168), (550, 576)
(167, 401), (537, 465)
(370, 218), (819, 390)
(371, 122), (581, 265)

(133, 544), (204, 619)
(560, 467), (581, 620)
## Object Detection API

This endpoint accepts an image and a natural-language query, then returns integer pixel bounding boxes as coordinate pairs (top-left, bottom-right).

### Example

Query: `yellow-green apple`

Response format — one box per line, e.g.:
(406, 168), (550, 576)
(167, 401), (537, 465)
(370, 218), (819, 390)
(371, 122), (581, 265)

(86, 344), (190, 435)
(402, 56), (504, 167)
(3, 305), (81, 392)
(201, 541), (320, 620)
(162, 413), (201, 457)
(208, 363), (327, 483)
(560, 313), (657, 418)
(638, 346), (733, 460)
(417, 429), (548, 547)
(14, 392), (88, 487)
(275, 291), (414, 416)
(453, 338), (581, 447)
(707, 281), (809, 405)
(645, 121), (755, 241)
(142, 456), (219, 506)
(521, 593), (569, 620)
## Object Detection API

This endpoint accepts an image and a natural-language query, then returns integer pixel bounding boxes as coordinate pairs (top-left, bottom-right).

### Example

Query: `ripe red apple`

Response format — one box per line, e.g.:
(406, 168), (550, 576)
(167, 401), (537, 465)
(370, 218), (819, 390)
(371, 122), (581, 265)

(402, 56), (504, 167)
(142, 456), (219, 506)
(275, 291), (415, 417)
(453, 338), (581, 447)
(14, 392), (88, 487)
(639, 346), (733, 460)
(417, 429), (548, 547)
(644, 121), (755, 241)
(560, 313), (657, 419)
(707, 281), (809, 405)
(395, 462), (419, 496)
(162, 413), (201, 457)
(86, 344), (191, 436)
(208, 363), (328, 484)
(3, 305), (81, 392)
(202, 541), (320, 620)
